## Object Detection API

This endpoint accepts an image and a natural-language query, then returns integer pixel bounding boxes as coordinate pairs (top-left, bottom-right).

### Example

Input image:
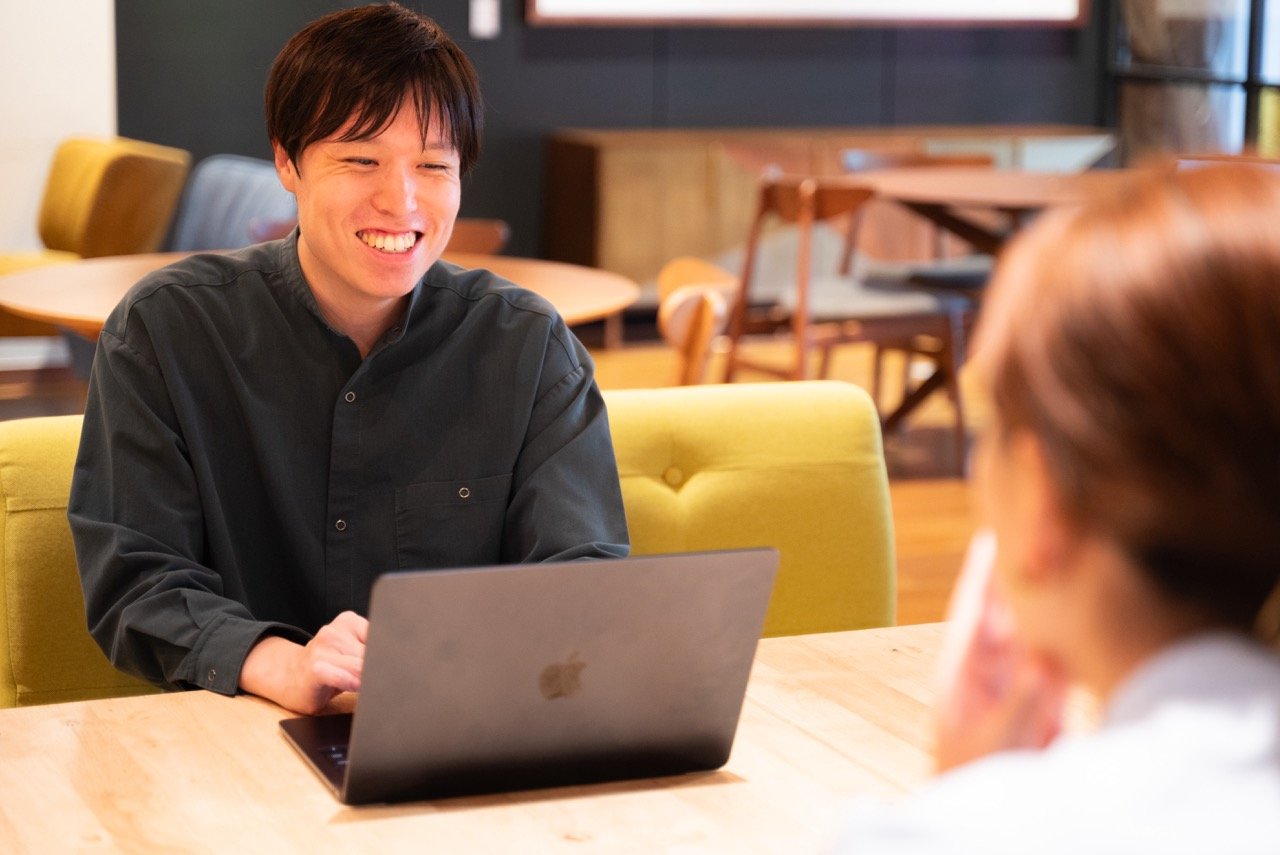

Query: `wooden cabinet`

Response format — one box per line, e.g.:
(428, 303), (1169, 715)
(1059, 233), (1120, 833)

(542, 125), (1114, 295)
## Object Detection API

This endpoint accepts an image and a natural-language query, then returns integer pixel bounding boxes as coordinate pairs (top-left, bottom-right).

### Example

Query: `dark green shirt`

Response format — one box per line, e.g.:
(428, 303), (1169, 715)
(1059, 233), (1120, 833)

(69, 236), (629, 695)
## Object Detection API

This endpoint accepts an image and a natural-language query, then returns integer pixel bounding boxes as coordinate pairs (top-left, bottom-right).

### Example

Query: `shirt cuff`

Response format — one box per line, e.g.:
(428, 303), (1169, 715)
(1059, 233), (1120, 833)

(191, 614), (311, 696)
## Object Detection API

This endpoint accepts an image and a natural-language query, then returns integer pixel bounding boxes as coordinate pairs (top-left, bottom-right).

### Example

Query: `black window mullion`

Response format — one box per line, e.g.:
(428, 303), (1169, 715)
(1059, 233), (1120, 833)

(1107, 0), (1273, 150)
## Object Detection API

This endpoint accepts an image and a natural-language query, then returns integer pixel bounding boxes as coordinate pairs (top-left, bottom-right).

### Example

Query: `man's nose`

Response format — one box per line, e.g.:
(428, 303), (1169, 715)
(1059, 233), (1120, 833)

(373, 166), (418, 215)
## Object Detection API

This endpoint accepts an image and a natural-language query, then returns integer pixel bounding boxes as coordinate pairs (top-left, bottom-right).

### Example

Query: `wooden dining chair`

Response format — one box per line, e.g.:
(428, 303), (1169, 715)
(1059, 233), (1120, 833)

(837, 148), (995, 273)
(655, 256), (735, 385)
(445, 218), (511, 254)
(658, 287), (729, 386)
(721, 173), (974, 466)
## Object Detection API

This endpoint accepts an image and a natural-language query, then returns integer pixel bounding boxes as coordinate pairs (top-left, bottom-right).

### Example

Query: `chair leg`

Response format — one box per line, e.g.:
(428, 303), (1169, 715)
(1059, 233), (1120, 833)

(791, 328), (812, 381)
(901, 351), (913, 405)
(943, 311), (969, 476)
(817, 341), (836, 379)
(871, 344), (886, 409)
(723, 328), (741, 383)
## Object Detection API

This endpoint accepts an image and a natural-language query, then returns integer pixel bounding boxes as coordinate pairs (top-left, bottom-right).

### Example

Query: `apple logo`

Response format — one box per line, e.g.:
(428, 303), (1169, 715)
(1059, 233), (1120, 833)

(539, 652), (586, 700)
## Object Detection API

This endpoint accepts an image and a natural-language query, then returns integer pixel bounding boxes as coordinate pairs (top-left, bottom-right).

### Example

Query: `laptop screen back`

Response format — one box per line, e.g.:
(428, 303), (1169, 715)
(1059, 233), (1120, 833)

(285, 548), (778, 804)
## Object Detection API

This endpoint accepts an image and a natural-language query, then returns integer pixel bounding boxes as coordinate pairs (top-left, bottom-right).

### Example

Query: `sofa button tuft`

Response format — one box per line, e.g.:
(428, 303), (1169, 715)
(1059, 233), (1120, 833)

(663, 466), (684, 488)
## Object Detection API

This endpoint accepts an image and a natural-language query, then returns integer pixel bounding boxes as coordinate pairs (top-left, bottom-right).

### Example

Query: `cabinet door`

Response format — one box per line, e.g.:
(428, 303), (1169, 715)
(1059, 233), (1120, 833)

(598, 144), (716, 284)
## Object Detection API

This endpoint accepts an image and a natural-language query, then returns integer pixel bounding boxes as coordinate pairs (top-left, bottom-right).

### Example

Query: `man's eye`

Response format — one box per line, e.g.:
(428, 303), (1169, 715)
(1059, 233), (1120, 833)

(346, 157), (376, 166)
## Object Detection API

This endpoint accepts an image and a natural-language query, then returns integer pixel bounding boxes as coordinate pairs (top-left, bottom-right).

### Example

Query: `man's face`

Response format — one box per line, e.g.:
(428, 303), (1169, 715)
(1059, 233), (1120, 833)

(274, 101), (461, 320)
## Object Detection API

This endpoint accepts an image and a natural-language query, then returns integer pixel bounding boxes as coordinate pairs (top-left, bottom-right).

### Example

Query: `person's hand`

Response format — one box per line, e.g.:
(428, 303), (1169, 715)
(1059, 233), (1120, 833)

(240, 611), (368, 715)
(933, 531), (1067, 773)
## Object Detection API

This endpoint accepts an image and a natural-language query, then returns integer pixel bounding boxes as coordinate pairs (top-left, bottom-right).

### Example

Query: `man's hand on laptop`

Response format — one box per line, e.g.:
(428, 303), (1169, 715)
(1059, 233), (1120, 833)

(240, 611), (369, 715)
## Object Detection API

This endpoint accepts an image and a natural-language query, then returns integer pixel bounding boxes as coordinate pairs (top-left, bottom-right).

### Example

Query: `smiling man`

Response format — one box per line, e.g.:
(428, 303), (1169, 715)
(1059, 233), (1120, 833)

(68, 4), (629, 715)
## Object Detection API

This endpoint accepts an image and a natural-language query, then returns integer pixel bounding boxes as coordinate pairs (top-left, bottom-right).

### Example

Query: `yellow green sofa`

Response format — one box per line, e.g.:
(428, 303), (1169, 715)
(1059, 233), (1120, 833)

(0, 381), (894, 708)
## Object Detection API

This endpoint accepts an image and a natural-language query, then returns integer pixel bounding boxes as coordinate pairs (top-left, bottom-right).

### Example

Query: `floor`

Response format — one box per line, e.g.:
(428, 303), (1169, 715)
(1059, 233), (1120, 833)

(2, 321), (978, 627)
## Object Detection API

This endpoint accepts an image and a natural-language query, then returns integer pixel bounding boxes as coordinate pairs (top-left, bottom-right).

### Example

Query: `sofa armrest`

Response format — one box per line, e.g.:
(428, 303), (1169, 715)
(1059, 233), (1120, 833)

(0, 415), (156, 708)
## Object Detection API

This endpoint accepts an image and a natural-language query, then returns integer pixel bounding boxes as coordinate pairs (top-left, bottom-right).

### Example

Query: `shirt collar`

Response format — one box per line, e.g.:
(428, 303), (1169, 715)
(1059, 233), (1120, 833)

(273, 231), (428, 351)
(1104, 631), (1280, 728)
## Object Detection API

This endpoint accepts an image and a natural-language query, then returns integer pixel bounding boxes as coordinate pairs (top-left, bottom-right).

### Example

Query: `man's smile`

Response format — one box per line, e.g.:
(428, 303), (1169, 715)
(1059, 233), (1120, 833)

(358, 230), (420, 254)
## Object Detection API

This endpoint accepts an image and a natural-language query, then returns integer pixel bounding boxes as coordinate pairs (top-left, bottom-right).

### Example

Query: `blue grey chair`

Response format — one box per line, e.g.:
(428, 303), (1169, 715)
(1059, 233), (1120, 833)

(67, 154), (298, 379)
(166, 154), (296, 251)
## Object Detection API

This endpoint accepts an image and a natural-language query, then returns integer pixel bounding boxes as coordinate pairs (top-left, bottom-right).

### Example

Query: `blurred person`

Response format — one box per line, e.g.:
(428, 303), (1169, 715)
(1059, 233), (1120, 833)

(69, 3), (627, 716)
(835, 165), (1280, 853)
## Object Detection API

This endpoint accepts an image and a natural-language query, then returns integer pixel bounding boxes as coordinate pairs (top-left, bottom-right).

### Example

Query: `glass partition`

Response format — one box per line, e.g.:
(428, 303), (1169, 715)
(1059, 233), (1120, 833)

(1111, 0), (1280, 158)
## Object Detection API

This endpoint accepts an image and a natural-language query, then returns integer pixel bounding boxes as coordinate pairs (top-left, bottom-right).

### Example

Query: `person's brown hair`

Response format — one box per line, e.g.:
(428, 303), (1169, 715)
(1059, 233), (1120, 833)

(264, 3), (482, 174)
(975, 165), (1280, 636)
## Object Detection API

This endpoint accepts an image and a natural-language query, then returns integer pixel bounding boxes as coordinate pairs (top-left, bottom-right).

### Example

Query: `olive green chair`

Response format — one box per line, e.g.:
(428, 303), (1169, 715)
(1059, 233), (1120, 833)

(0, 381), (894, 707)
(0, 136), (191, 337)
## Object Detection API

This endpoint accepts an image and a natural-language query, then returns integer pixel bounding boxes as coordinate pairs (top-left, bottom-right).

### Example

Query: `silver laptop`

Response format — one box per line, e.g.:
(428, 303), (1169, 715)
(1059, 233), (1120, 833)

(279, 548), (778, 804)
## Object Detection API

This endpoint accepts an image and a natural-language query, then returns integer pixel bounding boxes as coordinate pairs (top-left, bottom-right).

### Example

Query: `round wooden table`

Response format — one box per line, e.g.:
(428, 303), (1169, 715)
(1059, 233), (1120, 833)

(0, 251), (640, 339)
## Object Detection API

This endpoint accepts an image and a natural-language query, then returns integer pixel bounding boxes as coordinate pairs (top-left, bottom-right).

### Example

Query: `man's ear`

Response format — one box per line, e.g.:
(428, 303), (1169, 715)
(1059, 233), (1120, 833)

(1006, 432), (1077, 589)
(273, 142), (298, 193)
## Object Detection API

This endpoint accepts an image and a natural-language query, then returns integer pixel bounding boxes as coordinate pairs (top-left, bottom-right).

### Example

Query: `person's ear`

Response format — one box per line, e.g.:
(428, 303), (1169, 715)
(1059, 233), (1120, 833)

(273, 142), (298, 193)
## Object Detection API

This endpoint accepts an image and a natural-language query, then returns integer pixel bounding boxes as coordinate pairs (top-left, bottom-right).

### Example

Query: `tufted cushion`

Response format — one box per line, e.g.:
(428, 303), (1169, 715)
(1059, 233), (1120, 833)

(0, 381), (894, 707)
(0, 416), (155, 707)
(604, 381), (895, 636)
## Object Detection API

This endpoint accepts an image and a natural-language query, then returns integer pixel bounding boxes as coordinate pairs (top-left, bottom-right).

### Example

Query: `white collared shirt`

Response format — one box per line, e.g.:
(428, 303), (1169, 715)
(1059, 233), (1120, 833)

(832, 633), (1280, 854)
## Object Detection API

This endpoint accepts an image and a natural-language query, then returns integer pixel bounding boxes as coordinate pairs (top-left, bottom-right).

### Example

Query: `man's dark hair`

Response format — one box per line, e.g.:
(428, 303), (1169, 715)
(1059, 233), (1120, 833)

(265, 3), (483, 174)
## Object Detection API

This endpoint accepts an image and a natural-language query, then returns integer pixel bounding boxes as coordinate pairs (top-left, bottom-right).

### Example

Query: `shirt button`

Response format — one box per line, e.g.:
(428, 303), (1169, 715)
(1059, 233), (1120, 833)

(335, 519), (347, 532)
(344, 391), (356, 403)
(458, 486), (471, 499)
(206, 669), (217, 684)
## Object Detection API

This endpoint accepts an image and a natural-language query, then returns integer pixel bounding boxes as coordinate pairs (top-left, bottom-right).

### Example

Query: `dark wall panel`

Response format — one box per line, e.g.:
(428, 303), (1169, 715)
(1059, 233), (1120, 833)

(891, 28), (1102, 124)
(662, 29), (889, 126)
(451, 21), (658, 258)
(115, 1), (347, 161)
(115, 0), (1107, 257)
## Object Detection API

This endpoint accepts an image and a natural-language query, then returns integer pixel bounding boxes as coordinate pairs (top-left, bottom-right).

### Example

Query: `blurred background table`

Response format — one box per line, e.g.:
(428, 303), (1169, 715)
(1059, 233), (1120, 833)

(857, 167), (1135, 254)
(0, 251), (639, 340)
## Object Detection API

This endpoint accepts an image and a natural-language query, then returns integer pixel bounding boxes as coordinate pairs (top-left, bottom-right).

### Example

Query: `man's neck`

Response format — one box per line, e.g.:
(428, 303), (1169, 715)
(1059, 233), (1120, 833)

(294, 239), (412, 358)
(314, 294), (407, 359)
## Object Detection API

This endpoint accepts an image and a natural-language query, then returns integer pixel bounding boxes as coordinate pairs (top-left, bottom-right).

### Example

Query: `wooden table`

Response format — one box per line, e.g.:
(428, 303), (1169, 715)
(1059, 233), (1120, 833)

(0, 624), (945, 852)
(0, 251), (640, 340)
(851, 167), (1135, 435)
(857, 167), (1133, 255)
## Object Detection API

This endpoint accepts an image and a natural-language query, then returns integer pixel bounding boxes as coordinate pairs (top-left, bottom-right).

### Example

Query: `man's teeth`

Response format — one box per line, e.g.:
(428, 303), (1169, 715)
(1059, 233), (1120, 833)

(359, 231), (417, 253)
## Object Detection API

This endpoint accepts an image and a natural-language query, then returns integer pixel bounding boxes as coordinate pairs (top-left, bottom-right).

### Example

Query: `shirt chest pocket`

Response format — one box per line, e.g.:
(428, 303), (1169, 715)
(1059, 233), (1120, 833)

(393, 473), (513, 570)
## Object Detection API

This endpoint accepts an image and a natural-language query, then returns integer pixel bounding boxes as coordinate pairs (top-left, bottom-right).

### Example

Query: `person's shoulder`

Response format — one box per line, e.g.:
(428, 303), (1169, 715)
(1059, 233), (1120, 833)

(422, 260), (589, 379)
(110, 242), (288, 332)
(834, 721), (1280, 855)
(121, 243), (284, 309)
(831, 749), (1086, 855)
(427, 259), (559, 324)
